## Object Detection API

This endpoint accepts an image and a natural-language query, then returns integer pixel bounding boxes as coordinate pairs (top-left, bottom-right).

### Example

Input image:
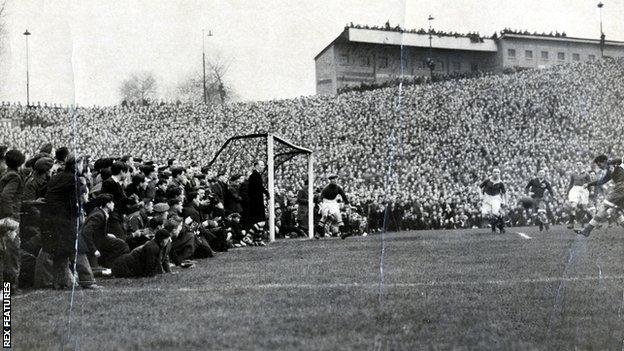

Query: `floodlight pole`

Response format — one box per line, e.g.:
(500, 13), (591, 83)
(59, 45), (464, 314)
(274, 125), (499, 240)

(202, 29), (213, 104)
(24, 30), (31, 106)
(598, 2), (605, 58)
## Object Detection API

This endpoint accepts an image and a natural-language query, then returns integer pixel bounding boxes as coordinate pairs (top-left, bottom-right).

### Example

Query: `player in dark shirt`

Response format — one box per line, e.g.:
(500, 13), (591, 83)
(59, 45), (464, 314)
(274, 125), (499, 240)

(479, 168), (507, 233)
(578, 155), (624, 237)
(525, 169), (555, 231)
(316, 174), (349, 239)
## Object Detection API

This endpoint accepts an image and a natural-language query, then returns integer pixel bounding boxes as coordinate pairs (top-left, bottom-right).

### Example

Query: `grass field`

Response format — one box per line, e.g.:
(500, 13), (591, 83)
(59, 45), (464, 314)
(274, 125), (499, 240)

(13, 225), (624, 350)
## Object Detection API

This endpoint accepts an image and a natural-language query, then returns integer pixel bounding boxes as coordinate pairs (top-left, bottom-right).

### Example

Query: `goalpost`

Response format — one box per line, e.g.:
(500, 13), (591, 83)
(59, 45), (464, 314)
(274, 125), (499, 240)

(205, 133), (314, 241)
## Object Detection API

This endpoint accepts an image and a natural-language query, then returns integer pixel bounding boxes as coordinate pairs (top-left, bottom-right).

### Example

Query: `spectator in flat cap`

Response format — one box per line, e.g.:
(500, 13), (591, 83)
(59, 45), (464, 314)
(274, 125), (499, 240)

(153, 202), (170, 222)
(24, 143), (53, 169)
(23, 157), (54, 201)
(39, 143), (53, 155)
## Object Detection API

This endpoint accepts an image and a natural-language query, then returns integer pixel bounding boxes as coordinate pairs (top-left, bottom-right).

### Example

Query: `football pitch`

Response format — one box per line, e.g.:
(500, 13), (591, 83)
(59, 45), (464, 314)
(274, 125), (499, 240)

(14, 226), (624, 350)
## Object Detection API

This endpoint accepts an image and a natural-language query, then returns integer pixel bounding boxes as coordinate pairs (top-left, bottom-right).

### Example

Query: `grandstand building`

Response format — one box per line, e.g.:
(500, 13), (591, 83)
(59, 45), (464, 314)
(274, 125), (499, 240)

(315, 26), (624, 94)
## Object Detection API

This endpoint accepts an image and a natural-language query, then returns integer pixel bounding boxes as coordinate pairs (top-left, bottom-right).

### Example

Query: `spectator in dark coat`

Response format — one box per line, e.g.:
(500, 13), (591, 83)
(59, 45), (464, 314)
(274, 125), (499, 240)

(139, 165), (158, 200)
(20, 157), (54, 256)
(0, 149), (26, 220)
(24, 143), (53, 169)
(245, 161), (269, 226)
(43, 155), (84, 289)
(296, 179), (309, 231)
(111, 229), (171, 278)
(182, 191), (208, 224)
(0, 151), (26, 288)
(76, 194), (115, 289)
(22, 157), (53, 201)
(101, 162), (141, 240)
(125, 173), (148, 201)
(51, 146), (69, 175)
(211, 172), (228, 205)
(168, 217), (196, 266)
(224, 174), (244, 215)
(83, 196), (130, 268)
(126, 199), (153, 235)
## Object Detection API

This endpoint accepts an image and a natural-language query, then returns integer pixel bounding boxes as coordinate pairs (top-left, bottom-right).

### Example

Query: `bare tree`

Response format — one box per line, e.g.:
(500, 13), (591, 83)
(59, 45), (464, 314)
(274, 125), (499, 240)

(119, 71), (158, 105)
(175, 56), (237, 105)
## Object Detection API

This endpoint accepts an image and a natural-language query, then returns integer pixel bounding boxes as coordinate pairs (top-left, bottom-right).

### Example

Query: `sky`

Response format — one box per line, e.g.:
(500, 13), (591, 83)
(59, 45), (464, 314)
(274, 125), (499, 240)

(0, 0), (622, 106)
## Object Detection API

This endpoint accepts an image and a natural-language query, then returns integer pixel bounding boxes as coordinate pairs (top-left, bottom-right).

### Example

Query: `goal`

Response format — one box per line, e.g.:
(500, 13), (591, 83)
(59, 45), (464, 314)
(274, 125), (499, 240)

(205, 133), (314, 241)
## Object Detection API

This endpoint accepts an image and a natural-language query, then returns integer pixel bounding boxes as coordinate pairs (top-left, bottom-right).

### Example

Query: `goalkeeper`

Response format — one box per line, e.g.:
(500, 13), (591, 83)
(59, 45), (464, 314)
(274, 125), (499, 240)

(315, 174), (349, 238)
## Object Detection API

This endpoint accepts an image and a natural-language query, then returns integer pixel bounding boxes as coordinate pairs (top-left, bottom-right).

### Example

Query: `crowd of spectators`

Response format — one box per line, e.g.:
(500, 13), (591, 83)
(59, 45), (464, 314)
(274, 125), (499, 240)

(336, 69), (528, 95)
(344, 23), (570, 42)
(1, 59), (623, 238)
(346, 22), (488, 42)
(497, 28), (568, 38)
(0, 147), (297, 291)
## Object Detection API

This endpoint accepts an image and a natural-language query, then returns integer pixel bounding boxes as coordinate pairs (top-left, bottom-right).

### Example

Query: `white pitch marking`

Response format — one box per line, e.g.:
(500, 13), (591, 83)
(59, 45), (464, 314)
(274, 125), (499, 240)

(16, 275), (624, 298)
(516, 232), (532, 239)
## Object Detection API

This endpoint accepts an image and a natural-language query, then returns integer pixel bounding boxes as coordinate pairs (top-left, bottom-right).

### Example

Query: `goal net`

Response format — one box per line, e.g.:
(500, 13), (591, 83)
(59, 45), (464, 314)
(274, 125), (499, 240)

(205, 133), (314, 241)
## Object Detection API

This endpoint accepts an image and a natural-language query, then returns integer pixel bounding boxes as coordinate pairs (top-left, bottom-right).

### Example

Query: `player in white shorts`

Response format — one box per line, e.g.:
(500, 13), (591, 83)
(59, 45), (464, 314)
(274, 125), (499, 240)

(578, 155), (624, 237)
(566, 161), (591, 229)
(315, 174), (349, 239)
(479, 168), (507, 233)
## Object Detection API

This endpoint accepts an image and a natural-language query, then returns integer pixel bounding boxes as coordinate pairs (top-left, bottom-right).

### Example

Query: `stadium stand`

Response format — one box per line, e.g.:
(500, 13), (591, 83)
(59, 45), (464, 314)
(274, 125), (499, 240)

(1, 58), (624, 237)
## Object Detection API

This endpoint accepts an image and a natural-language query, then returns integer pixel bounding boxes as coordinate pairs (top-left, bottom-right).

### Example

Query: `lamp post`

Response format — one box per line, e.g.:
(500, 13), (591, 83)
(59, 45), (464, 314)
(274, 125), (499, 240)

(202, 29), (213, 104)
(427, 15), (436, 79)
(598, 2), (605, 58)
(23, 29), (31, 106)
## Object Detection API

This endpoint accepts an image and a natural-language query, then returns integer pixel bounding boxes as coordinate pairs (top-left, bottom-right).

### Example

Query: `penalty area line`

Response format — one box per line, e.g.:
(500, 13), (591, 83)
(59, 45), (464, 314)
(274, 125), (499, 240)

(516, 232), (532, 239)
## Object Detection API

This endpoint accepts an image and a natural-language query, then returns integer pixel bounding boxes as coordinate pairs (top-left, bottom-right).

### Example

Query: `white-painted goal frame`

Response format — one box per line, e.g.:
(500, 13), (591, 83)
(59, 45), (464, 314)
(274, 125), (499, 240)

(266, 134), (314, 241)
(206, 133), (314, 241)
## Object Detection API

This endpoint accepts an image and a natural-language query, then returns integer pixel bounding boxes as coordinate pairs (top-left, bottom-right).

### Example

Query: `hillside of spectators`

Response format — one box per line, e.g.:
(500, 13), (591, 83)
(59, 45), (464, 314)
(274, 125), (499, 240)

(1, 58), (624, 231)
